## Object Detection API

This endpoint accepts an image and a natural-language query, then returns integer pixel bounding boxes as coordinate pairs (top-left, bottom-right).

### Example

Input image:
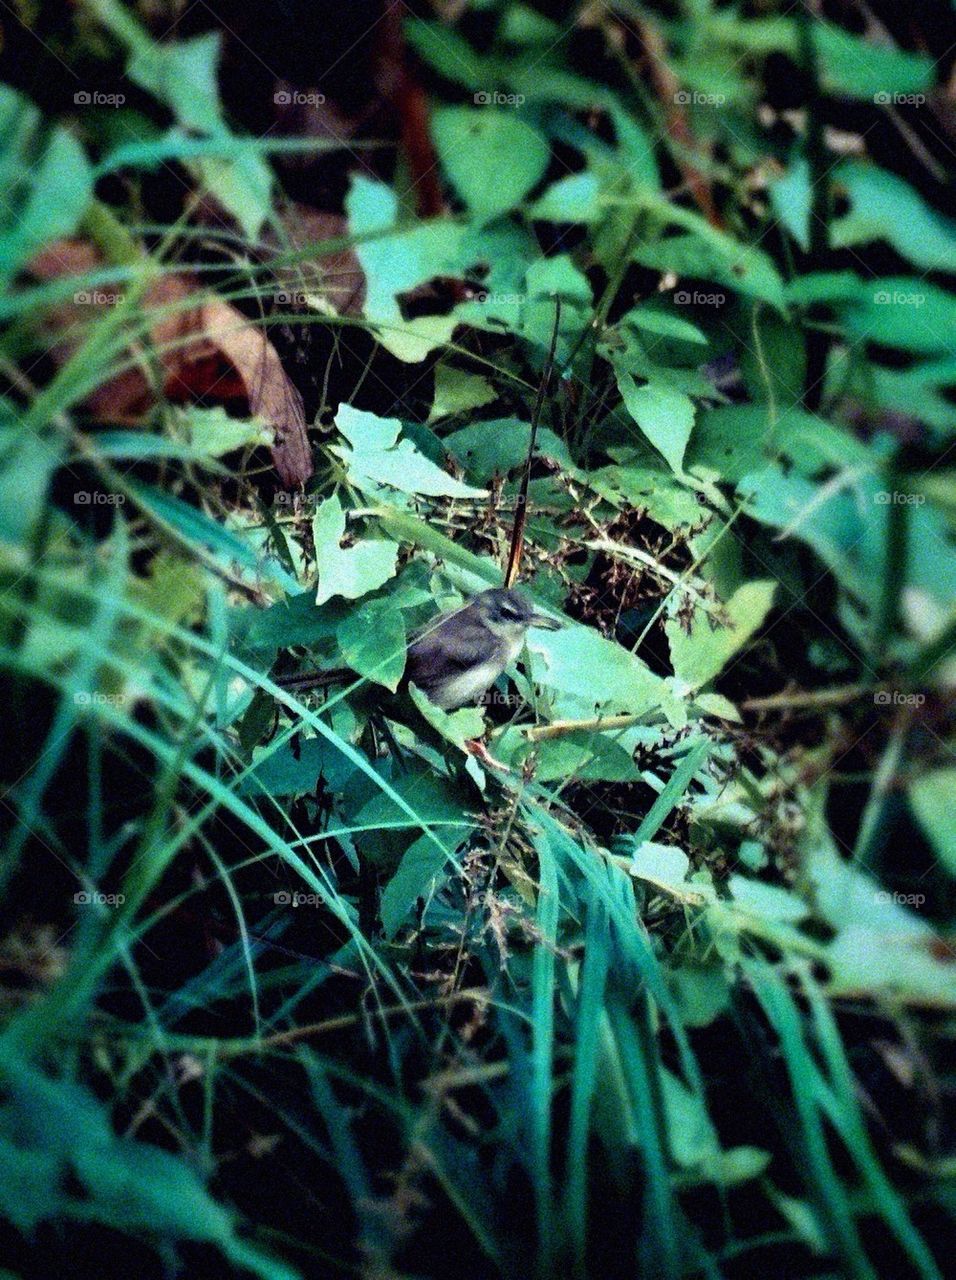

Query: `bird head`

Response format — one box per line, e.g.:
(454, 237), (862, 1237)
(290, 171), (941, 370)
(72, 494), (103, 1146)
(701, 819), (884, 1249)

(473, 588), (562, 641)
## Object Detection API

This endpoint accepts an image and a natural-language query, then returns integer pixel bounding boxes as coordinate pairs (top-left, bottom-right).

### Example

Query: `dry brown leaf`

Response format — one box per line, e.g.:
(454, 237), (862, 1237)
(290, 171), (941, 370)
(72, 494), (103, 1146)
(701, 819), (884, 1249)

(29, 239), (313, 488)
(272, 205), (365, 315)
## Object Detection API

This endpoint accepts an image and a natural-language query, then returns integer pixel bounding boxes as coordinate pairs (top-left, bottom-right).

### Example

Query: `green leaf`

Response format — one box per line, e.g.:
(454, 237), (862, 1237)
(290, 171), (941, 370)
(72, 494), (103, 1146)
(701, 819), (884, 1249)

(174, 406), (272, 457)
(241, 737), (345, 798)
(589, 459), (705, 529)
(804, 839), (956, 1003)
(106, 18), (273, 238)
(346, 176), (469, 362)
(334, 404), (486, 499)
(0, 86), (93, 283)
(531, 622), (667, 714)
(814, 24), (934, 100)
(502, 4), (563, 44)
(771, 155), (811, 250)
(843, 279), (956, 354)
(706, 1146), (772, 1187)
(197, 143), (274, 241)
(668, 965), (731, 1028)
(312, 495), (398, 605)
(705, 12), (934, 100)
(687, 404), (857, 482)
(692, 692), (741, 722)
(630, 841), (690, 889)
(528, 171), (603, 224)
(444, 419), (573, 482)
(832, 163), (956, 273)
(909, 769), (956, 876)
(660, 1067), (718, 1171)
(127, 32), (223, 132)
(621, 305), (708, 346)
(618, 373), (695, 474)
(428, 367), (497, 422)
(522, 731), (636, 782)
(631, 201), (786, 310)
(408, 683), (485, 749)
(405, 19), (487, 88)
(728, 874), (809, 923)
(0, 1046), (294, 1280)
(355, 766), (472, 837)
(0, 422), (61, 545)
(336, 597), (406, 691)
(130, 482), (299, 592)
(432, 107), (549, 223)
(380, 834), (449, 937)
(667, 581), (777, 689)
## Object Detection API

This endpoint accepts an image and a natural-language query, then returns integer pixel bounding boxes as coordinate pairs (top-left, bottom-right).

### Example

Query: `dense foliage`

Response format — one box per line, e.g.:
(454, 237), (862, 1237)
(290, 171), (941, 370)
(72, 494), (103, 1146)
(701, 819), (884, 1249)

(0, 2), (954, 1278)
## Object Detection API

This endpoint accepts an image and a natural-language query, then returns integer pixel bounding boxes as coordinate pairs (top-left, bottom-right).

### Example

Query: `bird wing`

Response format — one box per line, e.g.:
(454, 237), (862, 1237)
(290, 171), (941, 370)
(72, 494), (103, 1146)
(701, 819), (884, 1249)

(406, 605), (496, 695)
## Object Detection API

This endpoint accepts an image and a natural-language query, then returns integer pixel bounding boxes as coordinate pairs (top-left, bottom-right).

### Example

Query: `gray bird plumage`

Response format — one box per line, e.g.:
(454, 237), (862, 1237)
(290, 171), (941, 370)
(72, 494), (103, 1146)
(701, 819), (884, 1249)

(275, 587), (560, 709)
(406, 588), (560, 710)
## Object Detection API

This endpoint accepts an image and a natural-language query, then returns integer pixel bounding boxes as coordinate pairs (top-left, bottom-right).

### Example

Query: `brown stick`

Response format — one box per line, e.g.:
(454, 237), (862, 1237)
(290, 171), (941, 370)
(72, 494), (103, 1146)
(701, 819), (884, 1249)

(504, 298), (561, 588)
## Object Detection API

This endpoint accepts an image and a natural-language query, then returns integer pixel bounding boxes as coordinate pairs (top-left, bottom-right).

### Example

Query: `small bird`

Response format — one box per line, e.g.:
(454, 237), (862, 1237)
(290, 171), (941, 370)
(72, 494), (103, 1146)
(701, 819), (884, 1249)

(276, 587), (560, 709)
(405, 587), (561, 709)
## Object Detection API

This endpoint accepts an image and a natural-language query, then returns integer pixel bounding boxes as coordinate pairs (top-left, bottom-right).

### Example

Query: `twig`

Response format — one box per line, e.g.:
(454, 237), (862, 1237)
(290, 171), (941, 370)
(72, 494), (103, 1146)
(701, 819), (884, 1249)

(514, 713), (647, 742)
(503, 297), (561, 588)
(741, 683), (878, 713)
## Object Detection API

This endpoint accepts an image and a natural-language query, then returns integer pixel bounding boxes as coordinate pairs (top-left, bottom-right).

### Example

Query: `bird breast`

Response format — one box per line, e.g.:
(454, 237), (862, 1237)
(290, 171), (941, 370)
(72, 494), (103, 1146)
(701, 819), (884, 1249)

(430, 658), (504, 710)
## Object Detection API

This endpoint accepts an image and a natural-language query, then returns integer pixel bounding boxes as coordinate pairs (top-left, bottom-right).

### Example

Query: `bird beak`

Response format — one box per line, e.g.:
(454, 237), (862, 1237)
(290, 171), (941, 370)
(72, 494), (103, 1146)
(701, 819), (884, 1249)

(529, 612), (562, 631)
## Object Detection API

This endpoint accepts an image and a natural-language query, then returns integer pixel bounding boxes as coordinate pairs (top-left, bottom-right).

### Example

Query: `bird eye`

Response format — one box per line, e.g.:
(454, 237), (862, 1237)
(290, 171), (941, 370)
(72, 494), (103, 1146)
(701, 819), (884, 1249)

(501, 605), (523, 621)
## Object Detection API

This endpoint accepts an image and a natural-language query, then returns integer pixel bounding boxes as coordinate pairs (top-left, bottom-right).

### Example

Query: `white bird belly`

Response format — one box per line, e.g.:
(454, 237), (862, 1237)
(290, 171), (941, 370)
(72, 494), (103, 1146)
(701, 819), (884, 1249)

(432, 658), (505, 710)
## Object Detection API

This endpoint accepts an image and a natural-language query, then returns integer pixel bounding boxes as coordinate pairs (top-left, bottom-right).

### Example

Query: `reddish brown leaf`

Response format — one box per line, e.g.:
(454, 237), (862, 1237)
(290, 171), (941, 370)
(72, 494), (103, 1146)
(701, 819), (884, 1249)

(28, 240), (313, 488)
